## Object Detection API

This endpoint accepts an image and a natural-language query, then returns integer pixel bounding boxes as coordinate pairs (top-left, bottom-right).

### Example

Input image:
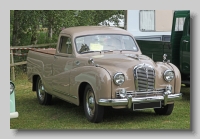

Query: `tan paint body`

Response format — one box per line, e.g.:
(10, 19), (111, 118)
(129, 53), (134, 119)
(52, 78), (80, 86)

(27, 26), (181, 107)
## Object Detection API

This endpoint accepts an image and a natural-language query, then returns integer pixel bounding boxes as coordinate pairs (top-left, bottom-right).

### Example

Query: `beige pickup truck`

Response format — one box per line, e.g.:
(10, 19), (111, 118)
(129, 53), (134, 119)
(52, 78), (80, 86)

(27, 26), (182, 123)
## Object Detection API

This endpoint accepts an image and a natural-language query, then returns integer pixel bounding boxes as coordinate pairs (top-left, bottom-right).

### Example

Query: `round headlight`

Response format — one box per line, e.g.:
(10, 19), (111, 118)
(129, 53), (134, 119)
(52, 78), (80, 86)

(10, 82), (15, 95)
(164, 70), (175, 82)
(113, 73), (125, 86)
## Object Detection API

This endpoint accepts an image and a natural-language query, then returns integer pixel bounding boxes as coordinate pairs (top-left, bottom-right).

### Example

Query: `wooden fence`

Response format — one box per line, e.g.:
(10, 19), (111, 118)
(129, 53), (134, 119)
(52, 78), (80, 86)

(10, 43), (56, 81)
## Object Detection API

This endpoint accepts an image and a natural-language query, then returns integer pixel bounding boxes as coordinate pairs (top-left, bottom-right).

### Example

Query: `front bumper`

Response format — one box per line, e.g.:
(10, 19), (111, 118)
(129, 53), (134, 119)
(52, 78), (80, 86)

(98, 93), (182, 109)
(10, 112), (19, 119)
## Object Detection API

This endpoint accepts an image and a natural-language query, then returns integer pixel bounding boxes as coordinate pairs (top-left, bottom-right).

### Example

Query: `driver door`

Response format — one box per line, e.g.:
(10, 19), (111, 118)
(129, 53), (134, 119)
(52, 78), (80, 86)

(52, 35), (74, 98)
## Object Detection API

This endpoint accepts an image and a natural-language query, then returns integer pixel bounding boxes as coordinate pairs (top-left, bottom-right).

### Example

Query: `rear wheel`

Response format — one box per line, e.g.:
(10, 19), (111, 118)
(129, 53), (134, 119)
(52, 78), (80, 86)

(154, 103), (174, 115)
(36, 77), (52, 105)
(83, 84), (104, 123)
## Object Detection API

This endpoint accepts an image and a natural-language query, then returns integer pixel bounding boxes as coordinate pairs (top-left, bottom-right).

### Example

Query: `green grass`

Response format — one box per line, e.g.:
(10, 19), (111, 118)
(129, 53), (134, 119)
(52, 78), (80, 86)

(10, 74), (190, 130)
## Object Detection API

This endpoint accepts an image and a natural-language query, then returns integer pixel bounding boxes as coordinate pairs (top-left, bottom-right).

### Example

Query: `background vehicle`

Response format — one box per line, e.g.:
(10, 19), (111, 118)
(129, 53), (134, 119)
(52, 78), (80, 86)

(125, 10), (190, 86)
(10, 81), (19, 119)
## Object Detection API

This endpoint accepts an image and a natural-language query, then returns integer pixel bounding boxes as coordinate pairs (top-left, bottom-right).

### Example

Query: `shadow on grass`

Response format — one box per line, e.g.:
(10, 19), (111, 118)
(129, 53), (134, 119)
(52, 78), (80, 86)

(180, 86), (190, 101)
(20, 89), (189, 123)
(35, 96), (164, 124)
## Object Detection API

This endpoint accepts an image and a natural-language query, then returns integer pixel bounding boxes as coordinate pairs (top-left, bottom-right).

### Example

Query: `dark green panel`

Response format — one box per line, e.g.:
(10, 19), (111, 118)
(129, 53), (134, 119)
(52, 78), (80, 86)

(171, 31), (183, 68)
(170, 10), (190, 69)
(137, 40), (171, 62)
(180, 13), (190, 76)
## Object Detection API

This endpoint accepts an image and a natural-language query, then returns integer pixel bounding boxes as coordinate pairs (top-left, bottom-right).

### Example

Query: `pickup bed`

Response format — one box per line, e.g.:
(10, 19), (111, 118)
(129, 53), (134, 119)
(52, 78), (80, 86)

(27, 26), (182, 123)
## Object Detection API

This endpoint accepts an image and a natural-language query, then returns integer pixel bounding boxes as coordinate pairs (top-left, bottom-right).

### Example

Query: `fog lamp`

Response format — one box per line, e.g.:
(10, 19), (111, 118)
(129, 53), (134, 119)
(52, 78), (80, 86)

(116, 88), (127, 98)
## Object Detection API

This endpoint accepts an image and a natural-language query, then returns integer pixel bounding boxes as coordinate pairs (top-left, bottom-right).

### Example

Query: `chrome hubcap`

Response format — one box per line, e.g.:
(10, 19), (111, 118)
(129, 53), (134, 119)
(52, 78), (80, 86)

(38, 79), (45, 101)
(86, 89), (95, 117)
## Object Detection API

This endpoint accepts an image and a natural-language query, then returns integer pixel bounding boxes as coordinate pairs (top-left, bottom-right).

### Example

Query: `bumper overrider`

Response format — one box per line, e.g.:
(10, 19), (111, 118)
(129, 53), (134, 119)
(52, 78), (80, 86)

(98, 86), (182, 109)
(10, 112), (19, 119)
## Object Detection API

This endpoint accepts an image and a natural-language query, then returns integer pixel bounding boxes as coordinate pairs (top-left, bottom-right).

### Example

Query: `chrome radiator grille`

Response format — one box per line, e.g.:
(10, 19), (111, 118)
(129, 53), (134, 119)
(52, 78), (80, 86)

(134, 64), (155, 91)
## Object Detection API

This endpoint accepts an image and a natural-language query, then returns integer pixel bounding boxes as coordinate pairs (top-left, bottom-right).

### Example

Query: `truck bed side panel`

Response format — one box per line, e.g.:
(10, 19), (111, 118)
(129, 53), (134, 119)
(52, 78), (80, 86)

(27, 50), (55, 93)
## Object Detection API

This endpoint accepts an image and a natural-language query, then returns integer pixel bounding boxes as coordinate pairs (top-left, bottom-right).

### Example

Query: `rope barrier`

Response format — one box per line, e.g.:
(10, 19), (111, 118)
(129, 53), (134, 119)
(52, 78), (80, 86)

(10, 48), (33, 50)
(10, 47), (55, 50)
(10, 53), (28, 56)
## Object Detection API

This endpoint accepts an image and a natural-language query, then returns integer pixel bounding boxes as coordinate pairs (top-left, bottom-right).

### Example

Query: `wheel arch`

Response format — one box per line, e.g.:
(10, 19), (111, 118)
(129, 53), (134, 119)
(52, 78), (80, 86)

(32, 75), (40, 91)
(78, 82), (89, 106)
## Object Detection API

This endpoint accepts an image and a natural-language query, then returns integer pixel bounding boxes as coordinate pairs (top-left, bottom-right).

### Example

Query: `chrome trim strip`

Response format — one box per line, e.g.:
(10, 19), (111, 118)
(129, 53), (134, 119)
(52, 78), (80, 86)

(67, 93), (77, 99)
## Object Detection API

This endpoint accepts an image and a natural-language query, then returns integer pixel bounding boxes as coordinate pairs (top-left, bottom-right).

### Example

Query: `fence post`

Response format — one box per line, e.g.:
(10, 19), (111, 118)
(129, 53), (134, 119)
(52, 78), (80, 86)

(10, 49), (15, 81)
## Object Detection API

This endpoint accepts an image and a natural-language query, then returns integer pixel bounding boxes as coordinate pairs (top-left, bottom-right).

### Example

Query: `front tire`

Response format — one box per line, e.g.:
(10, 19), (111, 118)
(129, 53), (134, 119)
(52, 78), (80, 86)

(154, 103), (174, 115)
(83, 84), (104, 123)
(36, 77), (52, 105)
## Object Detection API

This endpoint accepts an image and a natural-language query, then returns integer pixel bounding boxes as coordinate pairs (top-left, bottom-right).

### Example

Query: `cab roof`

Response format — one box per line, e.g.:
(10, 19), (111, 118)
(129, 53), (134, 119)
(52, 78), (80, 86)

(60, 26), (133, 37)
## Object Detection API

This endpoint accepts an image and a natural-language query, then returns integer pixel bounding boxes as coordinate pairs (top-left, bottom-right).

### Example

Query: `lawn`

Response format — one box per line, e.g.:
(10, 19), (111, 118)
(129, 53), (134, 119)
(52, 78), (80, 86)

(10, 74), (190, 130)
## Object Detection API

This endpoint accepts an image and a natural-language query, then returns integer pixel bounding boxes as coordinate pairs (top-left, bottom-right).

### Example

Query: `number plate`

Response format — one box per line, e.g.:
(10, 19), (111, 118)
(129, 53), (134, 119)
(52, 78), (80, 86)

(133, 102), (161, 110)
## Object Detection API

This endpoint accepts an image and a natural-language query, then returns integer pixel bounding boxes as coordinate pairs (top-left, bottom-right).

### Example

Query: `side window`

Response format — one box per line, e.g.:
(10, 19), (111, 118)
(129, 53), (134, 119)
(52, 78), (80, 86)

(59, 36), (72, 54)
(139, 10), (155, 31)
(175, 17), (185, 31)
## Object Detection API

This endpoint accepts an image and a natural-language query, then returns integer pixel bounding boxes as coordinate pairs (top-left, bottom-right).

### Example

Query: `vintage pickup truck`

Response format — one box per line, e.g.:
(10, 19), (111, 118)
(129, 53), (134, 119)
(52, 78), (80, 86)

(27, 26), (182, 123)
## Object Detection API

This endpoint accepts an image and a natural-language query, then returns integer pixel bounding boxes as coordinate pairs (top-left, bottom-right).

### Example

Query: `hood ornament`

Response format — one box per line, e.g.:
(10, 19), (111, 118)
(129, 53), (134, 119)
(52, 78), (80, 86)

(163, 54), (170, 64)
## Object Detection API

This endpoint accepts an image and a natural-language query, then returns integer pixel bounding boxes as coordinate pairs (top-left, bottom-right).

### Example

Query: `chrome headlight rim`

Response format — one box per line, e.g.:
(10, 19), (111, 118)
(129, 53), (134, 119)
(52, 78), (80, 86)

(113, 72), (125, 86)
(163, 70), (175, 82)
(10, 82), (15, 95)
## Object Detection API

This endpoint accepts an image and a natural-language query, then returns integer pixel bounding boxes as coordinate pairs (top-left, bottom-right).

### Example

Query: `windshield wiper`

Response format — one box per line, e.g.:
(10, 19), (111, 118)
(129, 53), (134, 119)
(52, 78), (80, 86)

(80, 50), (114, 54)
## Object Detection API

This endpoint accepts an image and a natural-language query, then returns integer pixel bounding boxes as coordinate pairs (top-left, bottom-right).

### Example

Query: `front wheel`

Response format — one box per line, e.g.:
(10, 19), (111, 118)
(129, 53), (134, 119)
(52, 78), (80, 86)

(83, 84), (104, 123)
(154, 103), (174, 115)
(36, 77), (52, 105)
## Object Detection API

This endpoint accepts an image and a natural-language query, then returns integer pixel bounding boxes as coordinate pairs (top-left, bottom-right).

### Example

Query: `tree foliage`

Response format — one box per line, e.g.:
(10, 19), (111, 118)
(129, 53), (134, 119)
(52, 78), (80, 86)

(10, 10), (124, 46)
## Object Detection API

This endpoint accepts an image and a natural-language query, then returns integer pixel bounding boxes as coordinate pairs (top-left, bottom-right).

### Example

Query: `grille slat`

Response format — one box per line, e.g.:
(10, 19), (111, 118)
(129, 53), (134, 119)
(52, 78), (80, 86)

(134, 64), (155, 91)
(138, 80), (148, 84)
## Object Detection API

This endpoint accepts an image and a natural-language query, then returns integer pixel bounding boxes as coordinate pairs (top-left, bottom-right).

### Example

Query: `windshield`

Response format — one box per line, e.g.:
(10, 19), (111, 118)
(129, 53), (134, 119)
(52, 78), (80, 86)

(75, 34), (138, 53)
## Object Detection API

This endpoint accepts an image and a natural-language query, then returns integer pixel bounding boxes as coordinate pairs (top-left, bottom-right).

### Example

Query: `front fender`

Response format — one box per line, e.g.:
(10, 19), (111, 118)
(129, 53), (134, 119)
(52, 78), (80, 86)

(70, 66), (112, 105)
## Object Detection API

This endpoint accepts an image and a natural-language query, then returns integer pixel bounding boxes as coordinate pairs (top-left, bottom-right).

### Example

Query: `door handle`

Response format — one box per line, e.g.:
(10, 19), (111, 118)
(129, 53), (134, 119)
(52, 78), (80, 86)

(183, 40), (188, 43)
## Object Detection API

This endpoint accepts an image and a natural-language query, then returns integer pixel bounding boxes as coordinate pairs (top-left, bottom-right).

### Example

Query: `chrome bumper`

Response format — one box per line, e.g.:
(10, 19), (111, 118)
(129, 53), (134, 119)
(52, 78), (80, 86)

(10, 112), (19, 119)
(98, 93), (182, 109)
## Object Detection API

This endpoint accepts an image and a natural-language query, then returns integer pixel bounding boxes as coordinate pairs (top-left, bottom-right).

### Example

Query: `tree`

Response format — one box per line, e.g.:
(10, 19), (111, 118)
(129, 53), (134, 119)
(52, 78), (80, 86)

(11, 10), (21, 46)
(10, 10), (125, 46)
